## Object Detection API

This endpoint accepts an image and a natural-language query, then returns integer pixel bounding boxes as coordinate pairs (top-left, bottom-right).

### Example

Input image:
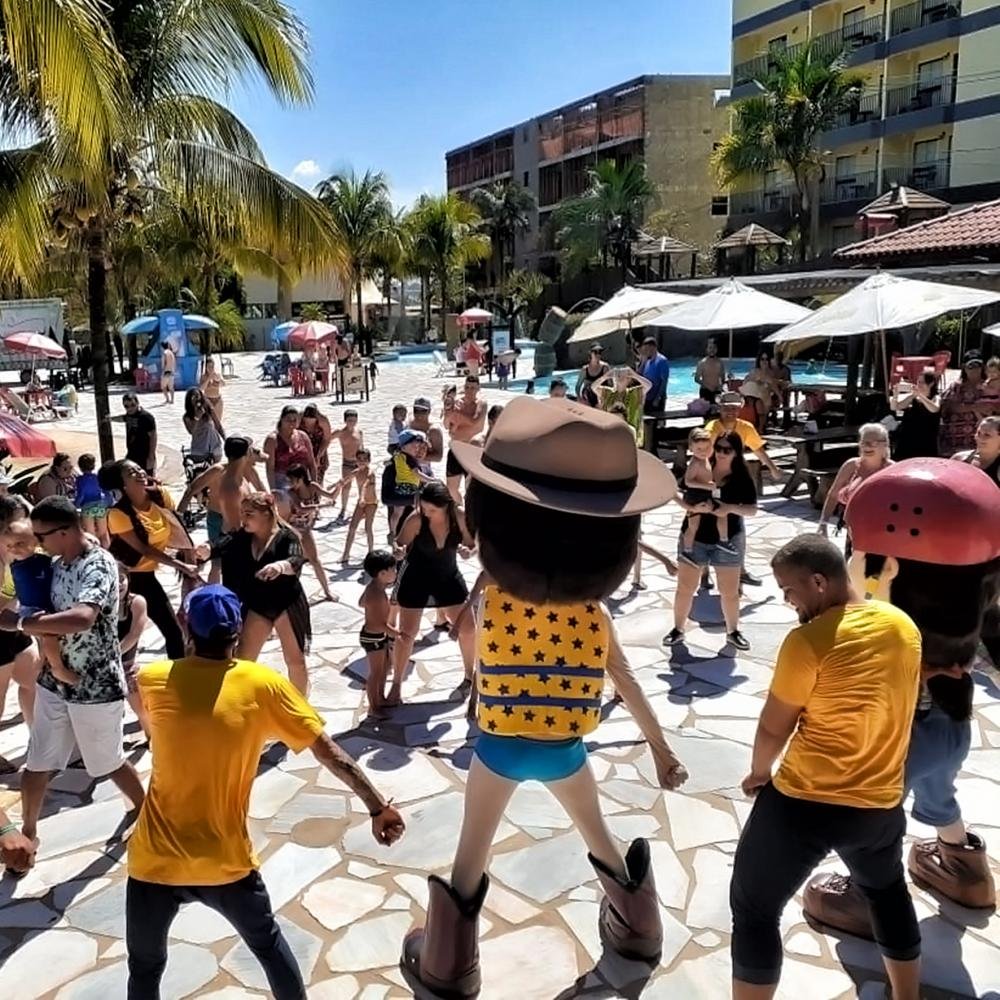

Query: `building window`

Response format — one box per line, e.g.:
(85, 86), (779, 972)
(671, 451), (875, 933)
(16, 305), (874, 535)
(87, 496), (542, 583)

(522, 125), (529, 142)
(832, 224), (856, 249)
(913, 137), (940, 164)
(711, 195), (729, 215)
(842, 6), (865, 29)
(835, 155), (856, 179)
(523, 171), (529, 187)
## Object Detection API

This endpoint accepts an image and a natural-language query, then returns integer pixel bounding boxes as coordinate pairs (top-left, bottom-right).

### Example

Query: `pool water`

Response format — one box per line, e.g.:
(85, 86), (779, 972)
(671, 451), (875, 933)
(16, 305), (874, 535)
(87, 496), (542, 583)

(382, 348), (847, 394)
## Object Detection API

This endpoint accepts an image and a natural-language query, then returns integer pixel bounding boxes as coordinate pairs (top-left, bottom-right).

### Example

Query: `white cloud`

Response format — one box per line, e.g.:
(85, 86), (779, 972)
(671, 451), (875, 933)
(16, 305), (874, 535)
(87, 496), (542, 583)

(290, 159), (322, 182)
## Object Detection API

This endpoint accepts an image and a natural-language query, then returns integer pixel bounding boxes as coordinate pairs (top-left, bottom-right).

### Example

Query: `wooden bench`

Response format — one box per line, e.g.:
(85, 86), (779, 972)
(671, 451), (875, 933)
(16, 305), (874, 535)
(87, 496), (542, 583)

(803, 468), (838, 509)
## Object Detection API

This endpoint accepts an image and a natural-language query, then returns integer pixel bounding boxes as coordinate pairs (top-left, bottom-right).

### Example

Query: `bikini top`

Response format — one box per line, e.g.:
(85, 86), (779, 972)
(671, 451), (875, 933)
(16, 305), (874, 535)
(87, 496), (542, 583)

(274, 431), (312, 474)
(476, 585), (609, 739)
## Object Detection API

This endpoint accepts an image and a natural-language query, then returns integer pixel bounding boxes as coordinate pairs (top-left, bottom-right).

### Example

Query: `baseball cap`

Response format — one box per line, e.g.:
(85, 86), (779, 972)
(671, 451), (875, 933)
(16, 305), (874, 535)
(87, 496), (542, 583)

(397, 429), (427, 448)
(184, 584), (242, 640)
(720, 391), (743, 405)
(590, 343), (604, 354)
(963, 350), (983, 367)
(413, 397), (432, 412)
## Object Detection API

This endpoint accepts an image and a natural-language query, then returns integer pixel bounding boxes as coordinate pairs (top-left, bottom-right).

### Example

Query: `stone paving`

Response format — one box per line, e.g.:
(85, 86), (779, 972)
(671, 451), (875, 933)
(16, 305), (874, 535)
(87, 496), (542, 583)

(0, 351), (998, 1000)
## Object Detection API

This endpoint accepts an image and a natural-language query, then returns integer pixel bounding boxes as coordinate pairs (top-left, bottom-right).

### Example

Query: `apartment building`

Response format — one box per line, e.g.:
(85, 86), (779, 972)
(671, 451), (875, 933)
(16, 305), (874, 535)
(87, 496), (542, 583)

(445, 75), (730, 280)
(728, 0), (1000, 253)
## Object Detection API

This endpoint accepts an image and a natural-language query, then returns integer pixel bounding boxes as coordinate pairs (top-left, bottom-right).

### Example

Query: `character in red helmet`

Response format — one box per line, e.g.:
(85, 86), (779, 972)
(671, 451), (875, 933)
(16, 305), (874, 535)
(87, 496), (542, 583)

(806, 458), (1000, 938)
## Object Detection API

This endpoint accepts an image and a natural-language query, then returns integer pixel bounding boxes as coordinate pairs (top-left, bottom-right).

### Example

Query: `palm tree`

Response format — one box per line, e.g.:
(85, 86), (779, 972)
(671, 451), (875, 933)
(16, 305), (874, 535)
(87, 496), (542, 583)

(316, 170), (395, 343)
(501, 268), (548, 339)
(369, 209), (410, 343)
(0, 0), (336, 462)
(406, 194), (490, 341)
(713, 41), (864, 260)
(554, 160), (655, 283)
(470, 180), (535, 286)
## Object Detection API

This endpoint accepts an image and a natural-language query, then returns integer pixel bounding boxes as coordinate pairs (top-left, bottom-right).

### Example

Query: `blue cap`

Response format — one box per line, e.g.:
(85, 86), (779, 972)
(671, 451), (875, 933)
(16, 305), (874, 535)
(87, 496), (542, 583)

(397, 429), (427, 448)
(184, 584), (242, 640)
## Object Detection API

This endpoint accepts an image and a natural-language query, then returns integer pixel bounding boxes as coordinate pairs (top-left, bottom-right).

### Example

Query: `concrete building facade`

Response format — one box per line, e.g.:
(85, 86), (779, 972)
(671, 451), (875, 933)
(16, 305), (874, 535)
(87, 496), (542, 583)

(445, 75), (731, 281)
(727, 0), (1000, 253)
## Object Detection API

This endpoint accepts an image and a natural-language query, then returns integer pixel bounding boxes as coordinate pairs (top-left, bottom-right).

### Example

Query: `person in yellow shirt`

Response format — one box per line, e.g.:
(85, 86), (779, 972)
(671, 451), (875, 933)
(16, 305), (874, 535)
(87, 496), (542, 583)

(705, 391), (780, 478)
(127, 585), (404, 999)
(104, 460), (198, 658)
(730, 536), (922, 1000)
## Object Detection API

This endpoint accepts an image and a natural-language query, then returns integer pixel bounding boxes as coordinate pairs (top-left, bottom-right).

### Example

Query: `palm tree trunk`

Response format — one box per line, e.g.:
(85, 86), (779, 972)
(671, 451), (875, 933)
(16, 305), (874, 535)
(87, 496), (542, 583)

(806, 174), (822, 260)
(355, 276), (363, 346)
(277, 272), (293, 320)
(438, 267), (448, 341)
(88, 223), (115, 463)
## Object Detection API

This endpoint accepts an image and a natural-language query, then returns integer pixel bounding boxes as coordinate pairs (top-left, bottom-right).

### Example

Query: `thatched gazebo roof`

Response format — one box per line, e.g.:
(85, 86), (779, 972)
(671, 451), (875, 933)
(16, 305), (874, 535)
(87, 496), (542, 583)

(715, 223), (790, 250)
(630, 230), (697, 258)
(858, 185), (950, 218)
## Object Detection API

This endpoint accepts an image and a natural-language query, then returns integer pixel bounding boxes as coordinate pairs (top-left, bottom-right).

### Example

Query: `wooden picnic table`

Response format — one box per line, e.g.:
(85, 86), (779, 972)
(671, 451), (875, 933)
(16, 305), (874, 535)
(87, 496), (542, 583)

(642, 408), (702, 453)
(765, 426), (860, 498)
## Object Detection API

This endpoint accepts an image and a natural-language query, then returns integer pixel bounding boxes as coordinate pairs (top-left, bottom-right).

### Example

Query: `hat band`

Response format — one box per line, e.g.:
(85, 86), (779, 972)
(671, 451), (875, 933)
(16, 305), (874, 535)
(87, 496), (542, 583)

(482, 454), (637, 494)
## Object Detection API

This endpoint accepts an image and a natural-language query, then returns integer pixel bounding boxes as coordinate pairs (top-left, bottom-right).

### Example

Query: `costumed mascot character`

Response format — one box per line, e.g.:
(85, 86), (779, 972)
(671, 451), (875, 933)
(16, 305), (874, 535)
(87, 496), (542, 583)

(805, 458), (1000, 936)
(400, 396), (689, 998)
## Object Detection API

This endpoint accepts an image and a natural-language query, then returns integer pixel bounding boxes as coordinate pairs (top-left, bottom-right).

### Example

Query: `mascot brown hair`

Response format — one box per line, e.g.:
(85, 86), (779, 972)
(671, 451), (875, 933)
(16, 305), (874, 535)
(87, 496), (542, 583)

(806, 458), (1000, 935)
(400, 397), (687, 998)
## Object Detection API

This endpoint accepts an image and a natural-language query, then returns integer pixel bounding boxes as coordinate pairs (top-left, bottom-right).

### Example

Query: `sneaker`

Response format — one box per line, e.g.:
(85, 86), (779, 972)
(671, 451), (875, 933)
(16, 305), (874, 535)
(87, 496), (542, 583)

(728, 630), (751, 651)
(716, 539), (738, 555)
(663, 628), (685, 646)
(740, 569), (762, 587)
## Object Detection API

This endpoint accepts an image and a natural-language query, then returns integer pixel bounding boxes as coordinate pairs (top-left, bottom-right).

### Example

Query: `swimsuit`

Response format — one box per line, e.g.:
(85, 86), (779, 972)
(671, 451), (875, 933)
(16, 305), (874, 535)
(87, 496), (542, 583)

(359, 629), (390, 653)
(302, 422), (329, 479)
(394, 514), (468, 609)
(206, 509), (225, 542)
(273, 431), (313, 489)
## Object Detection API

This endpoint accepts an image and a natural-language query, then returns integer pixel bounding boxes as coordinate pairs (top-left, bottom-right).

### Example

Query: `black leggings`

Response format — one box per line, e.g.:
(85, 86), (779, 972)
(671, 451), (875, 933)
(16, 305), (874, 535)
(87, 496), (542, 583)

(127, 873), (304, 999)
(731, 782), (920, 985)
(128, 571), (184, 659)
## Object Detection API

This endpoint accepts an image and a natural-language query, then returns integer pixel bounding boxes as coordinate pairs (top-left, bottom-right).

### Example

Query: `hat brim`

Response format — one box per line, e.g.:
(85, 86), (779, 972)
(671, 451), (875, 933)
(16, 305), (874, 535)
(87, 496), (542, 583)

(450, 440), (676, 517)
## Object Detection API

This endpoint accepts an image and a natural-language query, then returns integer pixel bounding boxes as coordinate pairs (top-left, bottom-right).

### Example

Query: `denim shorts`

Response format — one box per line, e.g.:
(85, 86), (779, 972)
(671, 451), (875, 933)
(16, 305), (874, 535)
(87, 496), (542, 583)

(905, 705), (972, 828)
(678, 531), (745, 568)
(476, 733), (587, 782)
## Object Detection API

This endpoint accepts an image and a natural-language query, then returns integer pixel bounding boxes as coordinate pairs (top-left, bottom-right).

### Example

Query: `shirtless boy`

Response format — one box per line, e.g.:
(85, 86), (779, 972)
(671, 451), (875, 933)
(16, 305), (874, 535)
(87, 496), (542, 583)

(444, 375), (486, 502)
(408, 397), (444, 467)
(695, 338), (726, 403)
(177, 436), (265, 581)
(359, 549), (398, 715)
(339, 449), (379, 565)
(332, 410), (364, 520)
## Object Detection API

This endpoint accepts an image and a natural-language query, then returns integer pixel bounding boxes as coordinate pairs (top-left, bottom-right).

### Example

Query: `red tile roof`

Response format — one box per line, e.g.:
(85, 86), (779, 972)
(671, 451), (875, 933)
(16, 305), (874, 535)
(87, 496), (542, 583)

(836, 199), (1000, 259)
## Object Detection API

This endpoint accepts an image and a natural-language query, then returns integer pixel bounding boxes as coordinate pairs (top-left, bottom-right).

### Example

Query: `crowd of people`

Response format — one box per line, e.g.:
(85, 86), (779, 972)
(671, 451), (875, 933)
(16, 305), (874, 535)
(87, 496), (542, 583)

(0, 335), (997, 1000)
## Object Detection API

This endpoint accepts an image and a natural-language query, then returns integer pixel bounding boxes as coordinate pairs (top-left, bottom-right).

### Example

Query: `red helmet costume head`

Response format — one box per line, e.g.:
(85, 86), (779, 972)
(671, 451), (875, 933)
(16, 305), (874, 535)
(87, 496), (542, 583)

(846, 459), (1000, 719)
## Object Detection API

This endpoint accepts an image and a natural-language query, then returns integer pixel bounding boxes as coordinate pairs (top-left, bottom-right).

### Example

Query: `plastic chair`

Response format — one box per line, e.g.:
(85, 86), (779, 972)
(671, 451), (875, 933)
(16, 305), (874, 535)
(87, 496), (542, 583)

(289, 366), (306, 397)
(932, 350), (951, 388)
(134, 368), (151, 391)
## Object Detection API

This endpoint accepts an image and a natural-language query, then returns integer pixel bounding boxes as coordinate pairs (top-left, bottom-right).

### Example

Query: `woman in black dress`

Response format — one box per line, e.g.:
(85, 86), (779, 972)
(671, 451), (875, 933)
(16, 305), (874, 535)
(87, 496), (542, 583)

(202, 492), (311, 693)
(893, 373), (941, 460)
(389, 480), (476, 705)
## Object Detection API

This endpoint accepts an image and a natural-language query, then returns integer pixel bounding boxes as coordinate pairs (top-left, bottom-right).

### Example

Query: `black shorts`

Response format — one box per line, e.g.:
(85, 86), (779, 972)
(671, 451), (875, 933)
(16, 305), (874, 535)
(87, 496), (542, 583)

(683, 487), (716, 507)
(360, 630), (390, 653)
(0, 631), (32, 665)
(394, 561), (469, 610)
(699, 385), (719, 403)
(446, 449), (465, 478)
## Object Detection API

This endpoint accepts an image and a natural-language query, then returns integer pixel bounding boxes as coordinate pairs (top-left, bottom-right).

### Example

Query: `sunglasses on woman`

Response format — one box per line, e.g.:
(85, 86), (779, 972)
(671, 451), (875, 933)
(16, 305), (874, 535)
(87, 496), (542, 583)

(714, 445), (735, 454)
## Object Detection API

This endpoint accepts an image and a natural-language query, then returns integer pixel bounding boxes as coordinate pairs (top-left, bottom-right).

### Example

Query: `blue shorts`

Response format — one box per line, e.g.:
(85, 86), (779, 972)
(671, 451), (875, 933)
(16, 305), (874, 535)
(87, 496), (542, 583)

(678, 532), (745, 568)
(905, 705), (971, 828)
(206, 509), (225, 543)
(475, 733), (587, 782)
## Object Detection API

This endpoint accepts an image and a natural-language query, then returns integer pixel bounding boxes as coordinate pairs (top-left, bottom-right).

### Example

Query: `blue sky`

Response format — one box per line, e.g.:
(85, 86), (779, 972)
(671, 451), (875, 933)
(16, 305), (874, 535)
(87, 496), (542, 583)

(229, 0), (732, 209)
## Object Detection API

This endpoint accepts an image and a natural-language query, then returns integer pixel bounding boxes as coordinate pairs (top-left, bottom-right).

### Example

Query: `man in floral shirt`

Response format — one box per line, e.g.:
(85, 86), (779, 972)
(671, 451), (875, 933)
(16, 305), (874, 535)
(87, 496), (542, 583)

(0, 496), (145, 872)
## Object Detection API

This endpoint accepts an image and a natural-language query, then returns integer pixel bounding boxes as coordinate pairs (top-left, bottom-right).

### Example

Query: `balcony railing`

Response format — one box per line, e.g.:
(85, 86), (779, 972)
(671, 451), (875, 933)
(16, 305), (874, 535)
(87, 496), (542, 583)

(445, 147), (513, 189)
(812, 13), (885, 59)
(885, 74), (956, 116)
(882, 157), (951, 190)
(834, 90), (883, 128)
(729, 188), (793, 215)
(890, 1), (961, 37)
(821, 170), (879, 204)
(733, 42), (804, 87)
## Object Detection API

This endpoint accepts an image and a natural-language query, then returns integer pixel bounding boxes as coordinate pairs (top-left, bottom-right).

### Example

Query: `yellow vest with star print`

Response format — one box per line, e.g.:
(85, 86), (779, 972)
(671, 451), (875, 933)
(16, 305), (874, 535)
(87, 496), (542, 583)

(476, 585), (609, 738)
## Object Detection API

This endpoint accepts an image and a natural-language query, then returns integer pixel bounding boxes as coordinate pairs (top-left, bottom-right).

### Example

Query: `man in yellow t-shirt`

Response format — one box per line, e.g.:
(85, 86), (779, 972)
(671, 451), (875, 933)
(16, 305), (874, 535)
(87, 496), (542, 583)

(127, 585), (405, 999)
(730, 536), (921, 999)
(704, 392), (780, 478)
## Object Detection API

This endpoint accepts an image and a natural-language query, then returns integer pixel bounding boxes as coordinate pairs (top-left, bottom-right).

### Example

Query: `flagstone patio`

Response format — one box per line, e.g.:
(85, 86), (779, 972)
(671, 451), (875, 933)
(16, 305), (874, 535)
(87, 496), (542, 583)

(0, 351), (997, 999)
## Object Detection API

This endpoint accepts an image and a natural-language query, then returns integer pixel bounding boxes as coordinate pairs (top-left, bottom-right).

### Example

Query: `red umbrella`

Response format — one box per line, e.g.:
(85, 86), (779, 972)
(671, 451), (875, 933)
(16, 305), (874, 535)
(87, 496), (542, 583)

(3, 332), (67, 359)
(287, 321), (339, 349)
(0, 413), (56, 458)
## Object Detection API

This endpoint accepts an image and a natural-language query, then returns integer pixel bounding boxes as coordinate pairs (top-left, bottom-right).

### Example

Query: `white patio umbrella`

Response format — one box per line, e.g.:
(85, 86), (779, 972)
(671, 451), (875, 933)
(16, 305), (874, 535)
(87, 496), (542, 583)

(765, 272), (1000, 392)
(567, 285), (692, 344)
(983, 321), (1000, 338)
(648, 277), (812, 358)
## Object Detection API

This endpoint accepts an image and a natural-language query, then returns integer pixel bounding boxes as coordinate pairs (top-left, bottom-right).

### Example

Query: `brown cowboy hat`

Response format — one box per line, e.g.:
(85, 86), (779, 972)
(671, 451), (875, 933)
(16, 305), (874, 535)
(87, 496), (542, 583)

(450, 397), (676, 517)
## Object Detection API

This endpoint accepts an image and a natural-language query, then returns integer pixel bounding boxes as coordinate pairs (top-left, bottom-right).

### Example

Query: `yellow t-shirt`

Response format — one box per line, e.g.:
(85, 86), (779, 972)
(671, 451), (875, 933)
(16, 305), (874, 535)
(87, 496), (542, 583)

(705, 417), (764, 453)
(107, 489), (177, 573)
(128, 657), (325, 885)
(770, 601), (921, 809)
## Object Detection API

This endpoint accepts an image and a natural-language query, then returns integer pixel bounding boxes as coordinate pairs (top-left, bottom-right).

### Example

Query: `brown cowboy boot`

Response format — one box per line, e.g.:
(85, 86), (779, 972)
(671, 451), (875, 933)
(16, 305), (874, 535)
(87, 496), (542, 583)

(908, 833), (997, 909)
(401, 874), (489, 999)
(589, 838), (663, 961)
(803, 873), (875, 941)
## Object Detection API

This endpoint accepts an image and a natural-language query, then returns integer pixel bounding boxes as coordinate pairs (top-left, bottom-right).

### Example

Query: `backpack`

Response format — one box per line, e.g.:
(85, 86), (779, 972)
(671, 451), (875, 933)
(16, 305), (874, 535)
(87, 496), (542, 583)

(108, 487), (168, 568)
(380, 459), (397, 505)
